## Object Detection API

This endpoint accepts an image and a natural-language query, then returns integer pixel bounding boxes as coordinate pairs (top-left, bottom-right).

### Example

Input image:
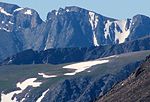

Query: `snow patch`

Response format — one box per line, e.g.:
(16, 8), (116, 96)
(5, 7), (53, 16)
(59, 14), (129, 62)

(17, 78), (41, 90)
(89, 11), (99, 46)
(38, 73), (57, 78)
(0, 7), (12, 16)
(1, 78), (42, 102)
(55, 11), (58, 15)
(21, 98), (26, 102)
(101, 55), (118, 59)
(93, 33), (99, 46)
(9, 21), (14, 24)
(24, 10), (32, 15)
(63, 60), (109, 75)
(36, 89), (49, 102)
(104, 19), (132, 44)
(114, 20), (131, 43)
(2, 21), (4, 24)
(1, 90), (21, 102)
(104, 20), (113, 39)
(87, 70), (91, 73)
(89, 11), (95, 29)
(3, 28), (10, 32)
(14, 8), (24, 12)
(66, 9), (70, 12)
(44, 47), (47, 51)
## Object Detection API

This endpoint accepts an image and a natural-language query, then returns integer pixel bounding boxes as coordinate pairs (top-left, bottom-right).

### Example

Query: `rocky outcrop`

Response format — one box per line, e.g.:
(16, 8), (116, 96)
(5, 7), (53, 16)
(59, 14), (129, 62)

(98, 55), (150, 102)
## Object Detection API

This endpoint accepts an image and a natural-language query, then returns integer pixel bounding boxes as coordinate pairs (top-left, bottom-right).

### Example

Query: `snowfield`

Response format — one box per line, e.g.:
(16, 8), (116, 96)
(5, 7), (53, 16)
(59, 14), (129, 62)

(1, 78), (42, 102)
(38, 73), (57, 78)
(1, 90), (21, 102)
(17, 78), (42, 90)
(63, 60), (109, 75)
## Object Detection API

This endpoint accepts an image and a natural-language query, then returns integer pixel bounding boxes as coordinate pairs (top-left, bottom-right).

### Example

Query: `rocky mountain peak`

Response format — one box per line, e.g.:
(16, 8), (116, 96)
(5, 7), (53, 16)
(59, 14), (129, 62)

(0, 2), (149, 61)
(0, 2), (19, 14)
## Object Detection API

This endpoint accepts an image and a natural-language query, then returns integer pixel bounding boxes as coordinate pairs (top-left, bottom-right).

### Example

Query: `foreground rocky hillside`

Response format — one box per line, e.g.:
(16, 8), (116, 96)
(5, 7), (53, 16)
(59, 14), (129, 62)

(0, 51), (150, 102)
(98, 55), (150, 102)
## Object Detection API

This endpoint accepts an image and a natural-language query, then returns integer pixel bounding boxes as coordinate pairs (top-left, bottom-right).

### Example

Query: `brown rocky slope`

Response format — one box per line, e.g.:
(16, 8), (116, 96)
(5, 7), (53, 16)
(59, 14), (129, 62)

(98, 55), (150, 102)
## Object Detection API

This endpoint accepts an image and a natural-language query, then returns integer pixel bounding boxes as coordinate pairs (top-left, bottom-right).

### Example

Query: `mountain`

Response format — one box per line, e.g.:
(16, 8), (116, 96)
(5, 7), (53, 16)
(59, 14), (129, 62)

(0, 51), (150, 102)
(0, 2), (150, 61)
(0, 2), (150, 102)
(0, 2), (45, 61)
(98, 54), (150, 102)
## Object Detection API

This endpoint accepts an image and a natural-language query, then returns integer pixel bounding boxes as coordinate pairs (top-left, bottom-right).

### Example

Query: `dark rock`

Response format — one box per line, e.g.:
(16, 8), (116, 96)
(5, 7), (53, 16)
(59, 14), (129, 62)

(2, 36), (150, 65)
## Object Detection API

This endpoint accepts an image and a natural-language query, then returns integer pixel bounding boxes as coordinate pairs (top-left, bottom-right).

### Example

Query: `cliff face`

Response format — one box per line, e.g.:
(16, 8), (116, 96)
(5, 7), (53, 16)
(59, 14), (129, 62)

(98, 55), (150, 102)
(0, 2), (150, 61)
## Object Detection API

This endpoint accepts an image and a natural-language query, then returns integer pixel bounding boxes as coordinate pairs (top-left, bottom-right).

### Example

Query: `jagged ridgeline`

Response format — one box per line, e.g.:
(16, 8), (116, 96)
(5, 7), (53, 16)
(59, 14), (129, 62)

(0, 2), (150, 102)
(0, 2), (150, 61)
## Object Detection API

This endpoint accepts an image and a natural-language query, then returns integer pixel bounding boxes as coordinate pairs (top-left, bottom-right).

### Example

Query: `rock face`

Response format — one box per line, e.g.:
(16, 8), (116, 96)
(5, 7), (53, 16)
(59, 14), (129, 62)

(129, 15), (150, 40)
(0, 2), (150, 60)
(2, 36), (150, 65)
(0, 2), (45, 60)
(98, 55), (150, 102)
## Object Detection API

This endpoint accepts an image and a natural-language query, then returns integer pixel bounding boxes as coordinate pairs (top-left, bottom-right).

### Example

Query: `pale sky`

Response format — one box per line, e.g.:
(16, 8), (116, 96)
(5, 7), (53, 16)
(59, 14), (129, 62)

(1, 0), (150, 20)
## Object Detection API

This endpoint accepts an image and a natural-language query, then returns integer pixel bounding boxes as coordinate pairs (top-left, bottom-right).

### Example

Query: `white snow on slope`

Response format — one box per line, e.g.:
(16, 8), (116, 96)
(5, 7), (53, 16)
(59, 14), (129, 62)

(14, 8), (24, 12)
(66, 9), (70, 12)
(101, 55), (118, 59)
(3, 28), (10, 32)
(1, 78), (42, 102)
(9, 21), (14, 25)
(44, 47), (47, 51)
(63, 60), (109, 75)
(55, 11), (58, 15)
(36, 89), (49, 102)
(2, 21), (4, 24)
(93, 33), (99, 46)
(38, 73), (57, 78)
(0, 7), (12, 16)
(104, 20), (112, 40)
(89, 11), (99, 46)
(24, 10), (32, 15)
(104, 19), (132, 44)
(114, 20), (131, 43)
(1, 90), (21, 102)
(89, 11), (95, 29)
(17, 78), (41, 90)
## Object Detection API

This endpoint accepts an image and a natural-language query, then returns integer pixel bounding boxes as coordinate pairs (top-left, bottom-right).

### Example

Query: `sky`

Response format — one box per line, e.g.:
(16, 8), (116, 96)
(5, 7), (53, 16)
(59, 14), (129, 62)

(1, 0), (150, 20)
